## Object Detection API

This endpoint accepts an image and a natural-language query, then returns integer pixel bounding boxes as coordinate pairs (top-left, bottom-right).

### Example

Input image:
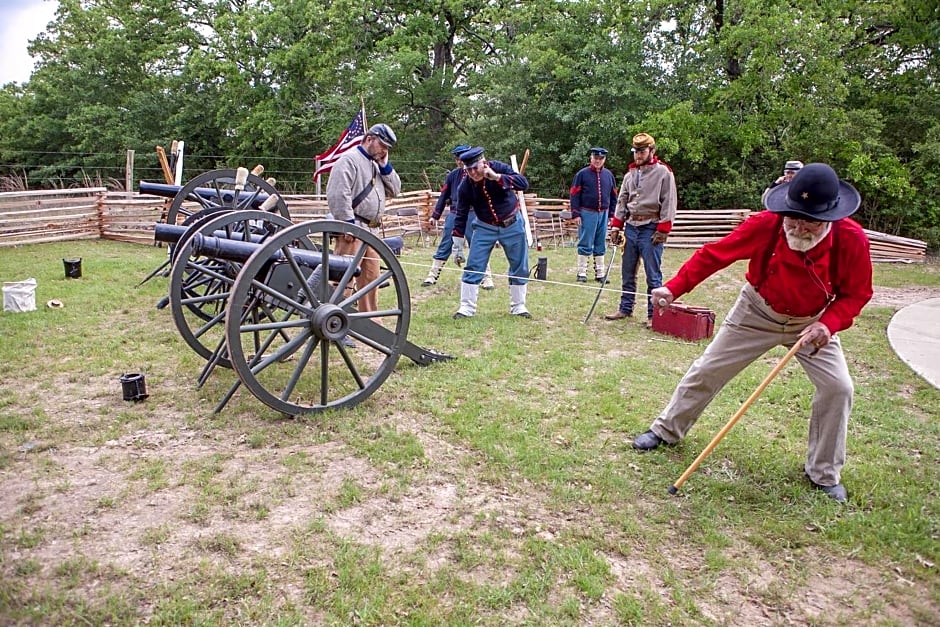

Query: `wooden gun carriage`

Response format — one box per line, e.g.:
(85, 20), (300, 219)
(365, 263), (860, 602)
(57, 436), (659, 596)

(142, 167), (451, 416)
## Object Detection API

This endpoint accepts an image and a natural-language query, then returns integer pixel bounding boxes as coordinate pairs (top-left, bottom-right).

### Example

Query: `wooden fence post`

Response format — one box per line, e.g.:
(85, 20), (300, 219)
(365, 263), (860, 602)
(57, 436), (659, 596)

(125, 149), (135, 193)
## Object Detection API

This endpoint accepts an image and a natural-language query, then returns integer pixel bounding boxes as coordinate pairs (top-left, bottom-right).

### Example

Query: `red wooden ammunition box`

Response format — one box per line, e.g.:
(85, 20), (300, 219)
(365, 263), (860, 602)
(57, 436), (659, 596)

(652, 302), (716, 341)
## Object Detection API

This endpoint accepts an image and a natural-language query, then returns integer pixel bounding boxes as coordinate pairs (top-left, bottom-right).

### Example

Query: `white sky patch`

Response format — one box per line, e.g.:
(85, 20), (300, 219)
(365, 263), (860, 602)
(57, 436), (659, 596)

(0, 0), (59, 86)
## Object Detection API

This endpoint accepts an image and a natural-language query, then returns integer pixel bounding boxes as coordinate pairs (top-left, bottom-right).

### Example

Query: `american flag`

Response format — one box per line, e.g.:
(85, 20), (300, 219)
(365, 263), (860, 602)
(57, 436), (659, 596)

(313, 107), (367, 179)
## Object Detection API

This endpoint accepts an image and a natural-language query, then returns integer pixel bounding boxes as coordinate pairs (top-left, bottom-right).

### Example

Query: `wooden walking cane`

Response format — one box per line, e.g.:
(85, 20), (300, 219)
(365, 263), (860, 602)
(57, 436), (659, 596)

(668, 337), (807, 495)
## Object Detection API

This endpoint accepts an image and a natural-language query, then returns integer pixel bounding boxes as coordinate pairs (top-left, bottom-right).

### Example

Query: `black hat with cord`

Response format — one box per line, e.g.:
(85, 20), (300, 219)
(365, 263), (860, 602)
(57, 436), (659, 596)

(764, 163), (860, 222)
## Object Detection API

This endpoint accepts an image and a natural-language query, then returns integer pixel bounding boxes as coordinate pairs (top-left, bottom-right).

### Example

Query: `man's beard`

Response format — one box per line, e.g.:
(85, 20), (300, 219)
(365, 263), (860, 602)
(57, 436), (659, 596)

(784, 222), (831, 252)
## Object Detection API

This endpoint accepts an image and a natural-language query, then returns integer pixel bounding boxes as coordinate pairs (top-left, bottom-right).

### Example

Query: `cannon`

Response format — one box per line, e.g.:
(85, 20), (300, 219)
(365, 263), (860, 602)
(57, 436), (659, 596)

(143, 169), (452, 416)
(140, 167), (291, 226)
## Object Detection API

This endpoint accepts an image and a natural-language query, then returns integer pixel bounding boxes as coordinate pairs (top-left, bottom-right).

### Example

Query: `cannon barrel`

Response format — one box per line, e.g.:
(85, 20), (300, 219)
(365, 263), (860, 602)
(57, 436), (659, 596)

(140, 180), (272, 208)
(155, 223), (404, 263)
(154, 223), (357, 280)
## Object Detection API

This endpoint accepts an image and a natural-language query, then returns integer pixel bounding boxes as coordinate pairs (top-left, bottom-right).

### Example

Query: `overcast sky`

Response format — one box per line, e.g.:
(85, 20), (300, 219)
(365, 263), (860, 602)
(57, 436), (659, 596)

(0, 0), (59, 86)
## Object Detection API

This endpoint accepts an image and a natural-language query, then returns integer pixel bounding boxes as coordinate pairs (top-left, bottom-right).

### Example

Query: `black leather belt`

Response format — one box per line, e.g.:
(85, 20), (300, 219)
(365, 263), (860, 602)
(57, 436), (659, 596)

(486, 213), (516, 228)
(354, 213), (382, 228)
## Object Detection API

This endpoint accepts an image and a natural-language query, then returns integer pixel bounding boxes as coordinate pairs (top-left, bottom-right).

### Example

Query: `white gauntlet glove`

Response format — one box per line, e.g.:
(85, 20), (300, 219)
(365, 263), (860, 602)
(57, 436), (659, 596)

(452, 237), (466, 266)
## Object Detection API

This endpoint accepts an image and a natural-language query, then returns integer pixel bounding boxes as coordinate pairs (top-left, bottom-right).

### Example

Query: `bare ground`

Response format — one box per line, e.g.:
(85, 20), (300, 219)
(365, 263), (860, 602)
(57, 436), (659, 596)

(3, 378), (938, 625)
(2, 283), (938, 624)
(867, 285), (940, 309)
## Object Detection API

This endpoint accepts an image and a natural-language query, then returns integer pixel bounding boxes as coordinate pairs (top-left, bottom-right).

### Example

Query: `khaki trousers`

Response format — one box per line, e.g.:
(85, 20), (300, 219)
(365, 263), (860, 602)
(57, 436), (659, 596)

(650, 283), (853, 486)
(333, 235), (380, 313)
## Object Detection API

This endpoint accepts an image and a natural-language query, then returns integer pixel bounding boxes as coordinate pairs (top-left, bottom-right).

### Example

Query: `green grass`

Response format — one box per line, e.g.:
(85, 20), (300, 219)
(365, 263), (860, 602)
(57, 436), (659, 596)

(0, 239), (938, 625)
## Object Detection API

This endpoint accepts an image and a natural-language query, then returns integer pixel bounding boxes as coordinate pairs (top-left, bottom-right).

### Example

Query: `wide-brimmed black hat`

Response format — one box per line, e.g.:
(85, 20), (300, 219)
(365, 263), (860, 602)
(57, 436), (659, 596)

(764, 163), (860, 222)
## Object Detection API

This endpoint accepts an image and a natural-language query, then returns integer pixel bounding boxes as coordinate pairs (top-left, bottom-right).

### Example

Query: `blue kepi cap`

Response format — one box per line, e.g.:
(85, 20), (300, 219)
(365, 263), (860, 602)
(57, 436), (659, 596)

(460, 147), (485, 168)
(451, 144), (472, 156)
(590, 147), (609, 156)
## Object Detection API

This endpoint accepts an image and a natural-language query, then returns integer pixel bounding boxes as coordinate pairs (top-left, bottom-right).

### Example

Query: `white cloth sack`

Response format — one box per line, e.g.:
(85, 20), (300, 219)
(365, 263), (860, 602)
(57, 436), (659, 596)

(2, 278), (37, 312)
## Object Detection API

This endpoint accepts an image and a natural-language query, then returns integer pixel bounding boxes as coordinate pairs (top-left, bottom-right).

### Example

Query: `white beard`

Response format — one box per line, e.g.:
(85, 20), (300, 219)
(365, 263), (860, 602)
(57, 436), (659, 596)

(784, 222), (831, 252)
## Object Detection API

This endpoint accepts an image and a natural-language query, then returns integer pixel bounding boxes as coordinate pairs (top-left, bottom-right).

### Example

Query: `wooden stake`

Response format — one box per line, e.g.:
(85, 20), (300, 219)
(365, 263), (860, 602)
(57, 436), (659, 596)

(125, 149), (135, 193)
(519, 148), (530, 175)
(156, 146), (174, 184)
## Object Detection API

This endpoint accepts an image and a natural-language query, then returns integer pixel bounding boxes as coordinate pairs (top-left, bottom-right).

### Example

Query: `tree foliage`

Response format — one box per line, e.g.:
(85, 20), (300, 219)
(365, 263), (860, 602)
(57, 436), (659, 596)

(0, 0), (937, 248)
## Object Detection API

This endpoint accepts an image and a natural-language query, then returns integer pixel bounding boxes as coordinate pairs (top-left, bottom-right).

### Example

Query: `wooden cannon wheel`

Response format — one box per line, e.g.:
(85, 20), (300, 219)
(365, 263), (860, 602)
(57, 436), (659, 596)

(169, 210), (298, 367)
(165, 168), (290, 226)
(224, 220), (411, 415)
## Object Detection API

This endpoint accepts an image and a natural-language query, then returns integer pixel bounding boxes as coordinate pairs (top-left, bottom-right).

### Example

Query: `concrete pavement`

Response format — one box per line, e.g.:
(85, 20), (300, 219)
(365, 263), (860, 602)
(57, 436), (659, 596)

(886, 297), (940, 390)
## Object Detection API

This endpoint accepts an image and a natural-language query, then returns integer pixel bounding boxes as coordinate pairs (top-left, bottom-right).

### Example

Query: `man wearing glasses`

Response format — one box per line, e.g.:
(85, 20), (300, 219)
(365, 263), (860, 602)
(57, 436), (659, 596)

(605, 133), (677, 326)
(630, 163), (872, 503)
(451, 147), (531, 319)
(422, 144), (495, 289)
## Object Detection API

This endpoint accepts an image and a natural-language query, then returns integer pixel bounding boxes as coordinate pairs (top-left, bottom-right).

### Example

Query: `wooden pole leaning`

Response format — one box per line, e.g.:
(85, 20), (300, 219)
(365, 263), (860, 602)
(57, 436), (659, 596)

(668, 337), (806, 495)
(156, 146), (175, 184)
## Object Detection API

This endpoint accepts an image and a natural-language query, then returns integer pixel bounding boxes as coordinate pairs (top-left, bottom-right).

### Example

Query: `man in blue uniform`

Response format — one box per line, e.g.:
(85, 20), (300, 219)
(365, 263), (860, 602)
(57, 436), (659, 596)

(422, 145), (494, 289)
(569, 147), (619, 282)
(451, 147), (531, 319)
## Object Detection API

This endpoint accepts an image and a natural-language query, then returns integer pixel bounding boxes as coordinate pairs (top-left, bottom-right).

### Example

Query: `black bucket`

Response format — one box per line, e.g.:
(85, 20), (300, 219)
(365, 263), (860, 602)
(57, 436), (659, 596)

(63, 258), (82, 279)
(534, 256), (548, 281)
(120, 373), (148, 402)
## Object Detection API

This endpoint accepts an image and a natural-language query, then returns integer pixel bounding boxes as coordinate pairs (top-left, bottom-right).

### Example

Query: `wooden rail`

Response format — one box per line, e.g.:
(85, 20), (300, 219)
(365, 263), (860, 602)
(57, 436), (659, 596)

(0, 188), (106, 246)
(0, 187), (929, 262)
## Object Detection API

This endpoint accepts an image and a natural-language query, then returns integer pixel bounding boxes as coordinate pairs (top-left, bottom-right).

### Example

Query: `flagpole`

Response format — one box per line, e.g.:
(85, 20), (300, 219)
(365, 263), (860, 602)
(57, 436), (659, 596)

(360, 97), (367, 134)
(313, 99), (368, 197)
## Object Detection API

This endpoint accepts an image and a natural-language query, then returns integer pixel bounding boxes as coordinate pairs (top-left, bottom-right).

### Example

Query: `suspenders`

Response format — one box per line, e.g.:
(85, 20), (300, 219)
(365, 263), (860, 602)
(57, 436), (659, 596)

(756, 215), (840, 306)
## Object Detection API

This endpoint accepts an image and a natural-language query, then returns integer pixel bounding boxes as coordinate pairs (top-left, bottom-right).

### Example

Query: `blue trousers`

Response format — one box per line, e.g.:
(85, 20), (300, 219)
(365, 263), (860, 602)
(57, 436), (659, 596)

(617, 223), (664, 319)
(577, 210), (608, 256)
(462, 217), (528, 286)
(434, 212), (479, 261)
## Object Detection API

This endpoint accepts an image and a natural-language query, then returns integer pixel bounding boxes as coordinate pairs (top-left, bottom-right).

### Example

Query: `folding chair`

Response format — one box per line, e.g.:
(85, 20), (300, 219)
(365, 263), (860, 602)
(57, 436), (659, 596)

(532, 210), (561, 248)
(559, 210), (577, 247)
(396, 207), (426, 246)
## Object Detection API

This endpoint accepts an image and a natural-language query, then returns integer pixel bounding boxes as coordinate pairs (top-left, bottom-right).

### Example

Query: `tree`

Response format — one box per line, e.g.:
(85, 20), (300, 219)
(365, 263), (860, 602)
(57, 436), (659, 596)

(5, 0), (202, 186)
(0, 0), (937, 247)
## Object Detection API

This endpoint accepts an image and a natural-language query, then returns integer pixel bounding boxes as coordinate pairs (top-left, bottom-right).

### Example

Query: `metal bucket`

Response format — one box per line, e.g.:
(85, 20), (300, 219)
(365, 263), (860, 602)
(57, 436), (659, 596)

(63, 258), (82, 279)
(120, 373), (148, 401)
(534, 256), (548, 281)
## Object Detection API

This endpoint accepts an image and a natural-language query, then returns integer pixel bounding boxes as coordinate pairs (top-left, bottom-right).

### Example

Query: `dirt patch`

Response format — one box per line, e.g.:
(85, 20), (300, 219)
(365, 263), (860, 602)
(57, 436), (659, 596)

(867, 285), (940, 309)
(3, 396), (938, 625)
(2, 277), (938, 624)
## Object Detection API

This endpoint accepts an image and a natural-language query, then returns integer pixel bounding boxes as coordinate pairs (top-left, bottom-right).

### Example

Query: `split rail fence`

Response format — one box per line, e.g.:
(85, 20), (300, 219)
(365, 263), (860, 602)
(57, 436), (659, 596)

(0, 187), (929, 263)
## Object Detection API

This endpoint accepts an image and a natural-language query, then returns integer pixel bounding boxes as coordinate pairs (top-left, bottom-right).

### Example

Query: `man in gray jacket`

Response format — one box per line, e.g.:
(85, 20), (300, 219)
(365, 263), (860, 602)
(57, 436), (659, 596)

(326, 123), (402, 312)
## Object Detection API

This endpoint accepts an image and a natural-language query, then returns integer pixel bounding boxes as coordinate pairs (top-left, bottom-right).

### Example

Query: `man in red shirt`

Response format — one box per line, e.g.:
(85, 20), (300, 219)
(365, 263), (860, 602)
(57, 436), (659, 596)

(631, 163), (872, 503)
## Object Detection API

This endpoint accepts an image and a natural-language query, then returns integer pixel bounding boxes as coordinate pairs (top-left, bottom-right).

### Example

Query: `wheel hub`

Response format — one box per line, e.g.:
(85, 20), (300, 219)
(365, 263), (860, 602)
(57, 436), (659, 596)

(310, 303), (350, 341)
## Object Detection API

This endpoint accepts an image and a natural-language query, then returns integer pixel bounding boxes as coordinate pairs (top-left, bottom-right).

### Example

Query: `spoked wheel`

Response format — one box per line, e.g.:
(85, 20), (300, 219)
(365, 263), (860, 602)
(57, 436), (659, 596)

(224, 220), (411, 415)
(165, 168), (290, 226)
(169, 210), (297, 367)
